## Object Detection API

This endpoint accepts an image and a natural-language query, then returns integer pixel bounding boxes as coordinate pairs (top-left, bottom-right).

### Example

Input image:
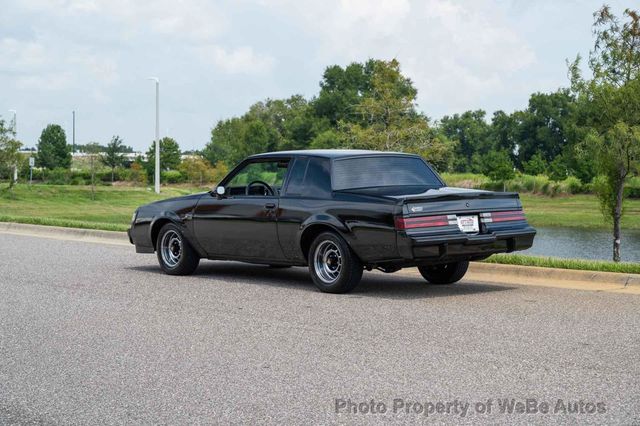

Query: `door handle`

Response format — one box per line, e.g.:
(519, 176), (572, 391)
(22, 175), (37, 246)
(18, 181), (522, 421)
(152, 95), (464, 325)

(264, 203), (276, 209)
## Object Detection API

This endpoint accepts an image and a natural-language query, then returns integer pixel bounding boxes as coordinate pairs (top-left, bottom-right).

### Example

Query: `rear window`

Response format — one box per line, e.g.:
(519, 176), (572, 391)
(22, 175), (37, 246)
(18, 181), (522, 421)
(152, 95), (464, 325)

(332, 156), (442, 190)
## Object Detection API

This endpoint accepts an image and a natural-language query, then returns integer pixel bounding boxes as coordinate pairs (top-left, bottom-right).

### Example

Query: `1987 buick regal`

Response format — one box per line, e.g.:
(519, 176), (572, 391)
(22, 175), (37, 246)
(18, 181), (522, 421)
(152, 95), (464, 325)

(128, 150), (535, 293)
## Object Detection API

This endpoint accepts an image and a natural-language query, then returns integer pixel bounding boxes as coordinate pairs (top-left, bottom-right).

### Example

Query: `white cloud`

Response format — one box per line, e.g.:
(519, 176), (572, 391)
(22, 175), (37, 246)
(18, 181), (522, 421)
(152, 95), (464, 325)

(260, 0), (535, 114)
(195, 45), (275, 74)
(0, 38), (49, 71)
(20, 0), (228, 41)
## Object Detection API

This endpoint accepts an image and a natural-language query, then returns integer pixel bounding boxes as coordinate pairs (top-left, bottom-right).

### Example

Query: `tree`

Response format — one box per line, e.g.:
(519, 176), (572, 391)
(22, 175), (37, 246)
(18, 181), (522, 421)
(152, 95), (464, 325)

(36, 124), (71, 169)
(145, 137), (182, 177)
(569, 6), (640, 262)
(523, 151), (548, 175)
(513, 91), (575, 168)
(84, 142), (102, 200)
(101, 135), (126, 182)
(313, 61), (375, 125)
(339, 59), (455, 172)
(0, 118), (22, 190)
(178, 156), (217, 186)
(439, 110), (492, 172)
(480, 150), (515, 184)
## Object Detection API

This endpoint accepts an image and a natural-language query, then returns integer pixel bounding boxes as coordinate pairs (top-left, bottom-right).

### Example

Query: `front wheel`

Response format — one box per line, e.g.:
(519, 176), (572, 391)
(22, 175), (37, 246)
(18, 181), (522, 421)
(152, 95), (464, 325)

(156, 223), (200, 275)
(308, 232), (363, 293)
(418, 261), (469, 285)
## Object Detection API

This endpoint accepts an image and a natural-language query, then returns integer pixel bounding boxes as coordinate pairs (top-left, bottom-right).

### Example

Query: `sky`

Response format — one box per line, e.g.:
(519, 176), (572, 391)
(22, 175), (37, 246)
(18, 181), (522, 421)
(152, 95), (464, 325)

(0, 0), (631, 152)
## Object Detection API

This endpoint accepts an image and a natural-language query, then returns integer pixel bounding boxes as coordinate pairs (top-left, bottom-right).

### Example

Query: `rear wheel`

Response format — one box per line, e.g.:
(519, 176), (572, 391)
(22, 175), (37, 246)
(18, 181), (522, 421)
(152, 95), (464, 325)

(418, 261), (469, 285)
(308, 232), (363, 293)
(156, 223), (200, 275)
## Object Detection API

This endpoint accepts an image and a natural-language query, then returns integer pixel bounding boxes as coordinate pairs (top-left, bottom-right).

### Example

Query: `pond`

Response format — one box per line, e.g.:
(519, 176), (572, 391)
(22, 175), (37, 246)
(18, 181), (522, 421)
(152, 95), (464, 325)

(522, 226), (640, 263)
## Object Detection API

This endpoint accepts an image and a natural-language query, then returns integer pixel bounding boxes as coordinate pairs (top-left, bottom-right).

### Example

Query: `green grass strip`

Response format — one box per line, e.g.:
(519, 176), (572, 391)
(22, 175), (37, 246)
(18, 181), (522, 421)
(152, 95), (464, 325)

(0, 215), (129, 232)
(484, 254), (640, 274)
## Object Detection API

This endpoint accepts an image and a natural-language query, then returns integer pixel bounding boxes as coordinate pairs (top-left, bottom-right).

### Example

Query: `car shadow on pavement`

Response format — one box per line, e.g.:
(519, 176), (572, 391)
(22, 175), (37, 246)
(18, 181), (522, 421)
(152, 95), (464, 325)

(127, 261), (513, 300)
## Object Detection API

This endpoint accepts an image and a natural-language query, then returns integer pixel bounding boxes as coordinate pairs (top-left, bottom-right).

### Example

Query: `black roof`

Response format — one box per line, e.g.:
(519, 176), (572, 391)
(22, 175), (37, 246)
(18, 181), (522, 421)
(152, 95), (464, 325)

(248, 149), (418, 160)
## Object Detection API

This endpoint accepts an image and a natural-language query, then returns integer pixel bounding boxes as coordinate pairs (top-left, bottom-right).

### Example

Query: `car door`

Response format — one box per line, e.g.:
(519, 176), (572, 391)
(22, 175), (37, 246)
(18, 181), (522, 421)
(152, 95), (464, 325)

(193, 158), (291, 261)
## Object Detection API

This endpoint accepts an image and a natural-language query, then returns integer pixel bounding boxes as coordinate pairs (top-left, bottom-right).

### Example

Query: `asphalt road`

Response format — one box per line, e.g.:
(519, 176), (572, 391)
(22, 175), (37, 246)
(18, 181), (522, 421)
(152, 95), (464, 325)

(1, 233), (639, 425)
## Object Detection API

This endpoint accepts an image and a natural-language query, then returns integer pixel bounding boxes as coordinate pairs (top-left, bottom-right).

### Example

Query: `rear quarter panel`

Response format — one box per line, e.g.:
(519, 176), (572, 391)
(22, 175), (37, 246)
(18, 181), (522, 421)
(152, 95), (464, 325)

(277, 193), (400, 263)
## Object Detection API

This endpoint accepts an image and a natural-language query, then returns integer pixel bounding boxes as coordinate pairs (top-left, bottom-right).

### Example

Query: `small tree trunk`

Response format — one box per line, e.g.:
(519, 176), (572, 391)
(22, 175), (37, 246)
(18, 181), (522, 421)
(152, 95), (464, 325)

(612, 179), (624, 262)
(91, 156), (96, 201)
(111, 168), (115, 183)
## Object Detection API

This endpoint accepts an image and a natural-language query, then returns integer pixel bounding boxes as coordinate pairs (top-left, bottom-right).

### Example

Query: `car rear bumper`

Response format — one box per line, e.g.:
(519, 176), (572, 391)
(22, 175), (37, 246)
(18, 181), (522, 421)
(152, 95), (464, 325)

(397, 226), (536, 263)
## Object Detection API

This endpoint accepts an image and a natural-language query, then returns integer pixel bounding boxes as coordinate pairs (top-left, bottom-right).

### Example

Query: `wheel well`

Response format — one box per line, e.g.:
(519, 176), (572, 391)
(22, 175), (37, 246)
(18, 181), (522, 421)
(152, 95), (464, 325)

(300, 224), (341, 260)
(150, 218), (172, 249)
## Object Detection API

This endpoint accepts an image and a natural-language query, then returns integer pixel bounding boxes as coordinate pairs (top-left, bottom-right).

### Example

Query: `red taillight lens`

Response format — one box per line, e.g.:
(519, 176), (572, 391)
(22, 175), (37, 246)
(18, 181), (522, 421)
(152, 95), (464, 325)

(395, 215), (454, 230)
(480, 210), (525, 223)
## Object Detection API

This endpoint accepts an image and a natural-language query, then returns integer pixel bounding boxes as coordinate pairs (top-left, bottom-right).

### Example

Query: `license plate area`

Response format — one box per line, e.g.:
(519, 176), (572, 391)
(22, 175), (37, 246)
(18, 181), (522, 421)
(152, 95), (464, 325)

(456, 215), (479, 233)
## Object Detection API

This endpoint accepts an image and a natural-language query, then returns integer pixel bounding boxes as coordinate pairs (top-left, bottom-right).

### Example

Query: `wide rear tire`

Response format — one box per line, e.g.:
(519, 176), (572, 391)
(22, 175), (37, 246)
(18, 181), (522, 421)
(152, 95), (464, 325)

(418, 261), (469, 285)
(308, 232), (363, 293)
(156, 223), (200, 275)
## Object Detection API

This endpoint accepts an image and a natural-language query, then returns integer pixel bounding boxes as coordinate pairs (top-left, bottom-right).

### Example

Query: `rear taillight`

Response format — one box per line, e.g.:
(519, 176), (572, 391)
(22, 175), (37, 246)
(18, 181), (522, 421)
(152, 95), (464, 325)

(480, 210), (525, 223)
(395, 215), (457, 230)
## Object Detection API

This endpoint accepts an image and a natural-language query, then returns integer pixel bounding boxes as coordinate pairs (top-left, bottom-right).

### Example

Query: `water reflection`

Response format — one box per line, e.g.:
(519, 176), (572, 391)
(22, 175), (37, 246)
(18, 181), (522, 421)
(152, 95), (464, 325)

(522, 227), (640, 262)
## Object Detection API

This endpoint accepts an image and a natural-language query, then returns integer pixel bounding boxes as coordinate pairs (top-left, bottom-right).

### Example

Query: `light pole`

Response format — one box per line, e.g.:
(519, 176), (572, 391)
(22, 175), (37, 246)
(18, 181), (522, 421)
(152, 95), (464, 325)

(148, 77), (160, 194)
(9, 109), (17, 183)
(72, 110), (76, 154)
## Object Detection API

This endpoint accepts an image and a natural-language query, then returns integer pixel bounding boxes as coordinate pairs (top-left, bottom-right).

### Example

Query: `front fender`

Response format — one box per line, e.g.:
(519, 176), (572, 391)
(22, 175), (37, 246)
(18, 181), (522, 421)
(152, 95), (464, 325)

(148, 212), (207, 258)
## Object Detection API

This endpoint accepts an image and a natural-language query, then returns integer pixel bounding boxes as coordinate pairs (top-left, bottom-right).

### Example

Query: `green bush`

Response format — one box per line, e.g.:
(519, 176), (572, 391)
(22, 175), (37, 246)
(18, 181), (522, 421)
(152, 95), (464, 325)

(161, 170), (183, 184)
(559, 176), (583, 194)
(70, 176), (87, 185)
(46, 168), (71, 185)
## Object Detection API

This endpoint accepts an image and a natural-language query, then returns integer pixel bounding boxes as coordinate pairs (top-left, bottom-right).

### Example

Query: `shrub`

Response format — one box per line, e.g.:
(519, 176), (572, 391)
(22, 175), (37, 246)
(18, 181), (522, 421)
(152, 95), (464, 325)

(125, 162), (147, 185)
(161, 170), (183, 184)
(559, 176), (583, 194)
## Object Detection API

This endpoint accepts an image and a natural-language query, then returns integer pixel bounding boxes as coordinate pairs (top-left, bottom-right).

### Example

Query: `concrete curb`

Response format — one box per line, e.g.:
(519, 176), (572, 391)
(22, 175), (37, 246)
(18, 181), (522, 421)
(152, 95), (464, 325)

(399, 261), (640, 291)
(2, 222), (639, 290)
(0, 222), (130, 245)
(468, 262), (640, 287)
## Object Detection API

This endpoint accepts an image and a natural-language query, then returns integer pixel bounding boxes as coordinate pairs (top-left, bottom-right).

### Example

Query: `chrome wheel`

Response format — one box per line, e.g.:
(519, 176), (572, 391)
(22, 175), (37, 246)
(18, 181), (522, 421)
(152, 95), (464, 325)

(313, 240), (342, 284)
(160, 230), (182, 268)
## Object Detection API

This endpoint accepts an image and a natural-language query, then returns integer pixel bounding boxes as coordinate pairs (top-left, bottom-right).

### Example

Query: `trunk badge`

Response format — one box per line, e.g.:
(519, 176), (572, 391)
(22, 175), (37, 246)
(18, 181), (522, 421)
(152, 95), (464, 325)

(410, 206), (423, 213)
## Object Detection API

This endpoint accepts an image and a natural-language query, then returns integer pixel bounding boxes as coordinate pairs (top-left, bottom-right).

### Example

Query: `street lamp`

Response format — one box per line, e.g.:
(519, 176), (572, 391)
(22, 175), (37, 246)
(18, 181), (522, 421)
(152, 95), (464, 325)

(9, 109), (17, 183)
(148, 77), (160, 194)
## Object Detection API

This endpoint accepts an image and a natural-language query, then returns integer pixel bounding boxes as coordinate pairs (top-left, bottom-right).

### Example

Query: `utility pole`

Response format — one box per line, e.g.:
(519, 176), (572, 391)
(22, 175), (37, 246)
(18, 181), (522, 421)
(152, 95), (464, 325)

(72, 110), (76, 154)
(9, 109), (17, 184)
(148, 77), (160, 194)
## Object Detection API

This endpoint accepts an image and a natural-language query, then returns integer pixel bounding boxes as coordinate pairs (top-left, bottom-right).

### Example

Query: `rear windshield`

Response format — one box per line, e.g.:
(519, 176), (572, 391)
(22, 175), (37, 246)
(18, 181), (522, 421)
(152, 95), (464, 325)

(332, 156), (442, 191)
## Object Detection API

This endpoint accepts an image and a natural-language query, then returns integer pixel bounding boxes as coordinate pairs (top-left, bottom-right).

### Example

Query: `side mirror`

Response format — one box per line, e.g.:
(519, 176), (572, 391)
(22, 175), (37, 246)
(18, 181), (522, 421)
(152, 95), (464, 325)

(215, 186), (226, 196)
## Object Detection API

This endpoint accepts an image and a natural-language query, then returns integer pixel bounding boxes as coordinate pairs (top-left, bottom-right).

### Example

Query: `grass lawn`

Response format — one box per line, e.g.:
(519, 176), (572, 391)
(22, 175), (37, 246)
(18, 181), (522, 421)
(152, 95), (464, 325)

(519, 194), (640, 230)
(0, 184), (204, 232)
(2, 184), (640, 231)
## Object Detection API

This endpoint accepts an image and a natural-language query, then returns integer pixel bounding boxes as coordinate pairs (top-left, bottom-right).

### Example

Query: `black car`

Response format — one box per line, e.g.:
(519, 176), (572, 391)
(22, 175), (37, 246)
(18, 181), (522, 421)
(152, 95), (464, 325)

(128, 150), (535, 293)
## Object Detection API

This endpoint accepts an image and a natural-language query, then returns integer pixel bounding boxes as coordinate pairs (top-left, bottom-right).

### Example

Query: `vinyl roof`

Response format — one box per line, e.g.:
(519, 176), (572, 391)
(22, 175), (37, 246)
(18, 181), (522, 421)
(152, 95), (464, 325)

(248, 149), (417, 159)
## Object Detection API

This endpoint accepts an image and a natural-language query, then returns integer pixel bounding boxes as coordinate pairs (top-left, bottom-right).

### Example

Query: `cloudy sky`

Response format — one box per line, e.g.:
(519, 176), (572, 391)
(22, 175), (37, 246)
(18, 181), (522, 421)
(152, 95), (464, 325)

(0, 0), (629, 151)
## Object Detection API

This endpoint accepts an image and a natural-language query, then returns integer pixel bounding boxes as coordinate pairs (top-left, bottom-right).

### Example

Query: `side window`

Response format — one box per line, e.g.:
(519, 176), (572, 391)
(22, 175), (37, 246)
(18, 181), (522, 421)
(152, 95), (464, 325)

(226, 160), (290, 196)
(303, 158), (332, 198)
(284, 158), (309, 196)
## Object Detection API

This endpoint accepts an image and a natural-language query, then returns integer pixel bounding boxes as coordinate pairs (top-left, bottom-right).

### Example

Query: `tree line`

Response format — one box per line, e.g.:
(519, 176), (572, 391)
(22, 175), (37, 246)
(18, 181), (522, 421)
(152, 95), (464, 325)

(1, 5), (638, 261)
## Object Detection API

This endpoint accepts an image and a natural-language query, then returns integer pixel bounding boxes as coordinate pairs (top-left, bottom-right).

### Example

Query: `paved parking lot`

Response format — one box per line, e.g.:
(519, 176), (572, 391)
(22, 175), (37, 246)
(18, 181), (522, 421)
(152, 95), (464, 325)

(1, 233), (639, 424)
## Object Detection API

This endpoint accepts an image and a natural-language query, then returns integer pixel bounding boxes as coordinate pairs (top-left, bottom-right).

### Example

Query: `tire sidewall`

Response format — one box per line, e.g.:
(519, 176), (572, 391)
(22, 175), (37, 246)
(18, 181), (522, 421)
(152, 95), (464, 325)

(308, 231), (362, 293)
(156, 223), (199, 275)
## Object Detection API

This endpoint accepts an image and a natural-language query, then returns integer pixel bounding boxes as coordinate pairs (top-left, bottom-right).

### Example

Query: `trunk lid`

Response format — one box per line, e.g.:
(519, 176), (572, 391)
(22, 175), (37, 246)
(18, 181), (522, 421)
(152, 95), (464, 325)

(391, 187), (521, 215)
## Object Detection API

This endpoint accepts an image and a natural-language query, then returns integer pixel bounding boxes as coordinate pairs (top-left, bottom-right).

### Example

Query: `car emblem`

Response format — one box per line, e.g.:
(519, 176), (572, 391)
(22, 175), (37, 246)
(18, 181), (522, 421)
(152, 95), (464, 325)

(410, 206), (423, 213)
(466, 202), (470, 207)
